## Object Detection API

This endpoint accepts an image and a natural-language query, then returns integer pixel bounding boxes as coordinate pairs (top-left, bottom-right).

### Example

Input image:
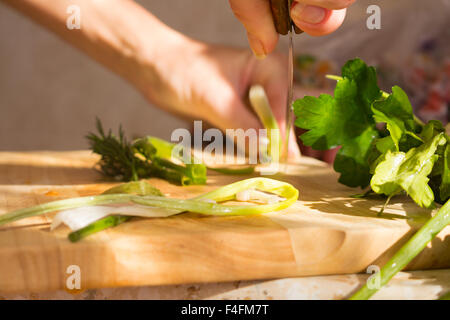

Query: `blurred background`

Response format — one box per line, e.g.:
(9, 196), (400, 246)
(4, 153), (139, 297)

(0, 0), (448, 150)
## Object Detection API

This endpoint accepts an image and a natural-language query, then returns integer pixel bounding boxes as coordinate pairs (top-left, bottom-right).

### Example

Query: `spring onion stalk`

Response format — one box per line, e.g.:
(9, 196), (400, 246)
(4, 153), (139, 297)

(144, 136), (255, 175)
(207, 166), (255, 175)
(65, 181), (170, 242)
(0, 194), (134, 227)
(1, 180), (161, 228)
(350, 199), (450, 300)
(68, 178), (288, 242)
(114, 177), (298, 216)
(68, 215), (131, 242)
(249, 85), (281, 163)
(0, 178), (299, 228)
(438, 292), (450, 300)
(145, 136), (180, 159)
(152, 157), (207, 185)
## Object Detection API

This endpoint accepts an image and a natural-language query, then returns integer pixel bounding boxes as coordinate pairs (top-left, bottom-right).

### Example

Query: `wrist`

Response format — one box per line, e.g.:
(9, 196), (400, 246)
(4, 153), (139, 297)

(84, 0), (195, 89)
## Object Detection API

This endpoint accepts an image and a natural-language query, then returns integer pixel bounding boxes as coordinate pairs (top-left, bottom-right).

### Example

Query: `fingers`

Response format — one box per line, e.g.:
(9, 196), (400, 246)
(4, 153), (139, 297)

(229, 0), (352, 56)
(291, 4), (347, 36)
(256, 56), (302, 160)
(229, 0), (279, 58)
(262, 84), (302, 160)
(288, 127), (302, 159)
(295, 0), (355, 10)
(215, 87), (263, 132)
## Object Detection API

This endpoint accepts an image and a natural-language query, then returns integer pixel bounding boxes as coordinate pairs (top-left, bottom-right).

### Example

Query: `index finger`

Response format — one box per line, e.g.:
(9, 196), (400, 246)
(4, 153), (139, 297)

(229, 0), (279, 58)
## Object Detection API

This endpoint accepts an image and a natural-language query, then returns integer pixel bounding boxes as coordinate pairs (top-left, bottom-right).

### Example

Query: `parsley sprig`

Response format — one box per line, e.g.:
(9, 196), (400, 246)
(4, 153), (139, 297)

(294, 58), (450, 300)
(294, 58), (449, 208)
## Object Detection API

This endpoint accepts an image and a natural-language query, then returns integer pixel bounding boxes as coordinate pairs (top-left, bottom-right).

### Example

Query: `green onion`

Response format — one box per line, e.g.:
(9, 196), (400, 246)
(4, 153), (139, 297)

(208, 166), (255, 175)
(0, 193), (135, 227)
(438, 291), (450, 300)
(350, 199), (450, 300)
(144, 136), (255, 176)
(249, 85), (281, 163)
(0, 178), (299, 227)
(68, 215), (131, 242)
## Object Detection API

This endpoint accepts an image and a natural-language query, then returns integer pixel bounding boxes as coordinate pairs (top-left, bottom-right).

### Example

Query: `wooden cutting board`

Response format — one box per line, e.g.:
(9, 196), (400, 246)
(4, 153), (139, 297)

(0, 151), (449, 294)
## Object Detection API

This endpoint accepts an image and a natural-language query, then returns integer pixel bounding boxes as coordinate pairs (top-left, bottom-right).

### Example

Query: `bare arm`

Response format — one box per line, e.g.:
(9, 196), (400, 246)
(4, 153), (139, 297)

(2, 0), (302, 157)
(1, 0), (193, 102)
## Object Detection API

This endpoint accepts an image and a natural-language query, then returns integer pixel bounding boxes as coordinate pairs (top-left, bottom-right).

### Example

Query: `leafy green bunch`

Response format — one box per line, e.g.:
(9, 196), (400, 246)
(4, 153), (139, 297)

(294, 58), (449, 208)
(87, 119), (207, 185)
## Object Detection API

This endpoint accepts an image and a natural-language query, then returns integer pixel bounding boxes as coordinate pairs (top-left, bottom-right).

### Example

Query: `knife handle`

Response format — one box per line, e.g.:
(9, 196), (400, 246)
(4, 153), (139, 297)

(269, 0), (303, 35)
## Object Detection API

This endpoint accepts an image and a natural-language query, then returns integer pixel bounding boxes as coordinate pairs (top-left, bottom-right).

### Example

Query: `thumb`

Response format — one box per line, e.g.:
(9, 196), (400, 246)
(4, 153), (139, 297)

(291, 3), (347, 36)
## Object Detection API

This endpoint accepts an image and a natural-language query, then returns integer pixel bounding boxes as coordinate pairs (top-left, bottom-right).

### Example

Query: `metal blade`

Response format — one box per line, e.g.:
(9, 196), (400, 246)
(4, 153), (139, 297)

(281, 0), (295, 163)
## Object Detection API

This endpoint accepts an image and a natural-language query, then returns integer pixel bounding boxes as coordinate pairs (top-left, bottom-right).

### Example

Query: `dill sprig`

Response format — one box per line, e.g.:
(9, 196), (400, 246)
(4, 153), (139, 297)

(86, 118), (144, 181)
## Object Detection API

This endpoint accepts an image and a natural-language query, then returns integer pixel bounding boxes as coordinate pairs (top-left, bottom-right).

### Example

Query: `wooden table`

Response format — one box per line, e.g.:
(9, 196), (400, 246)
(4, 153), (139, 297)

(2, 269), (449, 300)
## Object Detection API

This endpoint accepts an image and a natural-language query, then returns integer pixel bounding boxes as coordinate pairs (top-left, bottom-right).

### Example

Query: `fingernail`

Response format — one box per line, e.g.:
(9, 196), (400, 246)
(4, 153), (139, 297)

(247, 33), (266, 59)
(291, 3), (326, 25)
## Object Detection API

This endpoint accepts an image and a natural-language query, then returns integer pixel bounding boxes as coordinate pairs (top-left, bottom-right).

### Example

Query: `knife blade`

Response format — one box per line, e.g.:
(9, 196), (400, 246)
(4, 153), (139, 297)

(269, 0), (303, 162)
(284, 17), (294, 163)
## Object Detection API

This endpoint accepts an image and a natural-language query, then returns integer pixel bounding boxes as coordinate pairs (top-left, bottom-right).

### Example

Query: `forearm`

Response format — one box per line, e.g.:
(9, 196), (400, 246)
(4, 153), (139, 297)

(1, 0), (189, 91)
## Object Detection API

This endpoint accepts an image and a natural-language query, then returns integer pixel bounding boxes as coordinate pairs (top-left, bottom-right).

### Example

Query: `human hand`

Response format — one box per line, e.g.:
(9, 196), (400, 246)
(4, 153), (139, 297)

(229, 0), (355, 57)
(136, 39), (302, 159)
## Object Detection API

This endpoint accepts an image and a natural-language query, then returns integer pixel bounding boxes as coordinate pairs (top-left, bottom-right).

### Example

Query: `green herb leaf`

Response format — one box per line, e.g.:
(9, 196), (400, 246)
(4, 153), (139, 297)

(371, 86), (420, 150)
(340, 58), (382, 116)
(87, 118), (143, 181)
(294, 58), (382, 187)
(294, 78), (376, 150)
(440, 144), (450, 201)
(421, 120), (445, 141)
(371, 133), (447, 208)
(333, 127), (379, 188)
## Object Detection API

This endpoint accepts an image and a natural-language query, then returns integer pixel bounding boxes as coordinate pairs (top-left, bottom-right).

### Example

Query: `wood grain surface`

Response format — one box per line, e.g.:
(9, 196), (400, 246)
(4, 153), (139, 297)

(0, 151), (449, 294)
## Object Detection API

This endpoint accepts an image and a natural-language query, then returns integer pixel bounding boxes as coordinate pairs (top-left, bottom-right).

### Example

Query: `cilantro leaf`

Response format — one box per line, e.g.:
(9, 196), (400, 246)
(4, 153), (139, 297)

(371, 133), (447, 208)
(371, 86), (420, 150)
